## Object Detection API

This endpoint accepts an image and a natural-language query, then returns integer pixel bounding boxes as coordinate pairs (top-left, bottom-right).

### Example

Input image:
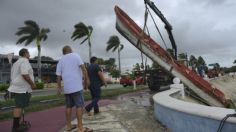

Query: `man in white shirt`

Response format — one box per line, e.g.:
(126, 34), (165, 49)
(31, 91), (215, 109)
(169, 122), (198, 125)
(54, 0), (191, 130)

(8, 48), (36, 132)
(56, 45), (92, 132)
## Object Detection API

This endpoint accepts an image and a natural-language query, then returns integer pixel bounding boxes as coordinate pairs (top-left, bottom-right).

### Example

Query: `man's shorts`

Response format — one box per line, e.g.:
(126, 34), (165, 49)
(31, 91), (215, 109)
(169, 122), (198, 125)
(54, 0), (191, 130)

(64, 90), (84, 108)
(12, 92), (31, 108)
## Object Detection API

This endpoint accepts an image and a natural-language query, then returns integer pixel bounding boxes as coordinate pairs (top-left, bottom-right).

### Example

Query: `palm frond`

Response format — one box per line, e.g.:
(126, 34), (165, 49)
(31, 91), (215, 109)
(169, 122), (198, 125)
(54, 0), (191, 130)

(106, 43), (118, 52)
(39, 28), (50, 41)
(24, 20), (40, 32)
(80, 37), (88, 44)
(16, 35), (34, 46)
(74, 22), (86, 28)
(42, 35), (48, 41)
(25, 37), (35, 46)
(16, 36), (30, 44)
(106, 35), (120, 52)
(15, 27), (35, 36)
(71, 29), (87, 40)
(119, 44), (124, 51)
(88, 26), (93, 35)
(72, 35), (86, 41)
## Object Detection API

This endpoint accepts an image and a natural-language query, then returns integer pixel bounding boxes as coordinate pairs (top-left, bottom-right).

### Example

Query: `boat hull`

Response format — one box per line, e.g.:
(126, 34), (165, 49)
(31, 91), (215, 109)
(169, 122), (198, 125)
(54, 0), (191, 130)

(114, 6), (228, 107)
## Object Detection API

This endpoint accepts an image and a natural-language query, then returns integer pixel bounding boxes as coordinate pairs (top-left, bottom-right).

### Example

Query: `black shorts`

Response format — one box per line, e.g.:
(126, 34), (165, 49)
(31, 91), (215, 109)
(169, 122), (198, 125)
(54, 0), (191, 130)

(12, 92), (31, 108)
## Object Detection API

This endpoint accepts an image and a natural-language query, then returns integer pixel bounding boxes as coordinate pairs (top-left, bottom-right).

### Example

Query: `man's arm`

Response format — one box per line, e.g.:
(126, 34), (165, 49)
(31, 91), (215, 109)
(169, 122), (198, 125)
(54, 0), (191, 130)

(22, 74), (36, 89)
(80, 64), (90, 90)
(56, 75), (62, 95)
(98, 71), (107, 87)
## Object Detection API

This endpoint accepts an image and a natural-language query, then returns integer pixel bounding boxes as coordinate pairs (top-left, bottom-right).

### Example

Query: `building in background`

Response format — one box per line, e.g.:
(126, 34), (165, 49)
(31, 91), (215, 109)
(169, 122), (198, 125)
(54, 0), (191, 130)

(0, 54), (57, 84)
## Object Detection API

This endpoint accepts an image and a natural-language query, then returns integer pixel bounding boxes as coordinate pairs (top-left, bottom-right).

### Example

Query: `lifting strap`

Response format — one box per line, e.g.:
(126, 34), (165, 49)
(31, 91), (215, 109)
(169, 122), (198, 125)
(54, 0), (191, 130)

(146, 5), (168, 50)
(145, 3), (176, 65)
(137, 4), (149, 69)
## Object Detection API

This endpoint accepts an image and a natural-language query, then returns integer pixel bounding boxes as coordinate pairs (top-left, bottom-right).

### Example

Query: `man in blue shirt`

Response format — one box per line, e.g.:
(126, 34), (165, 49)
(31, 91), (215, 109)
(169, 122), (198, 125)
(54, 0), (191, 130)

(85, 56), (107, 115)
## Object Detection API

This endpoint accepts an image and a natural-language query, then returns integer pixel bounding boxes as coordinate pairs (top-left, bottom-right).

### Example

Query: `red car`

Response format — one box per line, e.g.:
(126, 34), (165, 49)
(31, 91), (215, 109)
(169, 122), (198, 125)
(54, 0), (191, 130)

(120, 75), (144, 87)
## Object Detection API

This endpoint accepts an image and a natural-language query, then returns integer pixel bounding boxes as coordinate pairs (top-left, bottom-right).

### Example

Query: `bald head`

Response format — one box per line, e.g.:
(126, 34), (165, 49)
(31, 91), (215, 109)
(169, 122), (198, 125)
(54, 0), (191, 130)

(62, 45), (72, 55)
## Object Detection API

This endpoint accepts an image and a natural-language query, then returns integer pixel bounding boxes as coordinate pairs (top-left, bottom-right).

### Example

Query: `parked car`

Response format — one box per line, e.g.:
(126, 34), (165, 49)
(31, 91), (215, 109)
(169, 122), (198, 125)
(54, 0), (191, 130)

(120, 75), (133, 87)
(119, 74), (144, 87)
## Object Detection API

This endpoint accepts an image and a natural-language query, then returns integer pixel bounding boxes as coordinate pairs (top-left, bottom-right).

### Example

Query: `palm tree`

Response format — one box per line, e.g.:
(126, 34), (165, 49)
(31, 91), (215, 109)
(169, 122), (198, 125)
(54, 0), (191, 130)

(197, 56), (206, 66)
(166, 48), (175, 58)
(106, 35), (124, 74)
(71, 22), (93, 59)
(178, 53), (187, 60)
(189, 55), (197, 67)
(16, 20), (50, 81)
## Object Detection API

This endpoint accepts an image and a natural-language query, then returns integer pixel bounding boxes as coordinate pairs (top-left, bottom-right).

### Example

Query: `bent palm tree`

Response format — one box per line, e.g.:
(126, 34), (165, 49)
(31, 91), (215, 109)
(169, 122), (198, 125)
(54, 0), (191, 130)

(71, 22), (93, 59)
(106, 35), (124, 74)
(16, 20), (50, 81)
(189, 55), (197, 67)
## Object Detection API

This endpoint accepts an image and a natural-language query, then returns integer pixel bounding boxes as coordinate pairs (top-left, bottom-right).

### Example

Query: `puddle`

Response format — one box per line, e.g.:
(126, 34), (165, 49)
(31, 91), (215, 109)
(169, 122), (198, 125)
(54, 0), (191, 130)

(118, 91), (152, 107)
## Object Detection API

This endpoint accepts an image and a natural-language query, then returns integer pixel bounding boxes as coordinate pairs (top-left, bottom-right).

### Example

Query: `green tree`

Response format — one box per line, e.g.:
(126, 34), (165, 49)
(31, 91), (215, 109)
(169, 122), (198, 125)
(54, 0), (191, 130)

(104, 58), (116, 71)
(215, 63), (220, 69)
(16, 20), (50, 81)
(197, 56), (206, 66)
(104, 58), (116, 66)
(133, 63), (141, 71)
(71, 22), (93, 59)
(96, 58), (104, 65)
(152, 62), (160, 69)
(106, 35), (124, 74)
(166, 48), (174, 58)
(189, 55), (197, 66)
(109, 69), (120, 78)
(178, 53), (187, 60)
(33, 56), (54, 61)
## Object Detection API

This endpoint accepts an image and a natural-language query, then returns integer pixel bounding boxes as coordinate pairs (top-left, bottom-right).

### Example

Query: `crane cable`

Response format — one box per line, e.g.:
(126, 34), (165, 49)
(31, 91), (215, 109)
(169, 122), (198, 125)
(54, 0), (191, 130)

(144, 3), (176, 65)
(137, 4), (149, 69)
(146, 5), (168, 50)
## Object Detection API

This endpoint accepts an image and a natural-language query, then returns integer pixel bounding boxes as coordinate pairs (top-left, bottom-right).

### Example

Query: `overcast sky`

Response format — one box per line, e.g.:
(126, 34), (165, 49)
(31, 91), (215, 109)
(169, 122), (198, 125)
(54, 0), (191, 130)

(0, 0), (236, 72)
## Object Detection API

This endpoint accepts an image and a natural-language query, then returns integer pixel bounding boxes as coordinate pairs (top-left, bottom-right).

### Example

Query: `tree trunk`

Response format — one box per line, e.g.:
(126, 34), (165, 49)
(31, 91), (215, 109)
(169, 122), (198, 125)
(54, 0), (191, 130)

(88, 39), (92, 60)
(36, 40), (41, 82)
(118, 49), (121, 75)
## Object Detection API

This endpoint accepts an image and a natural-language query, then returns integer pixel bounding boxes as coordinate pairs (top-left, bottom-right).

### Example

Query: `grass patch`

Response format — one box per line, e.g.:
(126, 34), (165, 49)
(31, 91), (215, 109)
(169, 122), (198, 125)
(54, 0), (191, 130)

(0, 86), (146, 121)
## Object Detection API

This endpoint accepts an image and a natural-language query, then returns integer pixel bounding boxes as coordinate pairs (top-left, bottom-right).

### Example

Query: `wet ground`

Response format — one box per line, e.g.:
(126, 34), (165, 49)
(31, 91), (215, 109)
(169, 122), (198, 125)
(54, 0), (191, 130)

(60, 90), (169, 132)
(209, 75), (236, 104)
(0, 89), (168, 132)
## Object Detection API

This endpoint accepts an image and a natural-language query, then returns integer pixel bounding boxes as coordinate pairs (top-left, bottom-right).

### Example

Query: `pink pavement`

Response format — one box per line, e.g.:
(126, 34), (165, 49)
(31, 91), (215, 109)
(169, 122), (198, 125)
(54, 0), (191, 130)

(0, 99), (118, 132)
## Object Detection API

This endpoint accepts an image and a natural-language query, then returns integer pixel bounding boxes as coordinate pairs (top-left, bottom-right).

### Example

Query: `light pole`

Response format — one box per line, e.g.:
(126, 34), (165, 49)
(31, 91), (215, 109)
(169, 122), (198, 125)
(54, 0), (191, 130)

(7, 53), (14, 82)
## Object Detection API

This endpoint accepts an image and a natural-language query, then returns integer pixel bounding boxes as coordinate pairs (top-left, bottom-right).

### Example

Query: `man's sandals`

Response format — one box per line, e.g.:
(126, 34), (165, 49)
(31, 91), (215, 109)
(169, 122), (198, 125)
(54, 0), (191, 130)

(64, 124), (77, 131)
(84, 108), (93, 116)
(84, 127), (93, 132)
(65, 125), (93, 132)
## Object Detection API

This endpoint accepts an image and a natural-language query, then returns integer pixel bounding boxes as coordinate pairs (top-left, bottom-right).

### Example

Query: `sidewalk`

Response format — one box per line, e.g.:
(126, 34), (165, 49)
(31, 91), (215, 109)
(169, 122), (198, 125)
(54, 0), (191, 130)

(0, 90), (168, 132)
(0, 99), (118, 132)
(60, 90), (168, 132)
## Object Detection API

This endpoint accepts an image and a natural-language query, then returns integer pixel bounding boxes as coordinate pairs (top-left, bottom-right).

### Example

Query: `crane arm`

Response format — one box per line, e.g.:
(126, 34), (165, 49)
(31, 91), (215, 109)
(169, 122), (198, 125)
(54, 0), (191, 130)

(144, 0), (177, 59)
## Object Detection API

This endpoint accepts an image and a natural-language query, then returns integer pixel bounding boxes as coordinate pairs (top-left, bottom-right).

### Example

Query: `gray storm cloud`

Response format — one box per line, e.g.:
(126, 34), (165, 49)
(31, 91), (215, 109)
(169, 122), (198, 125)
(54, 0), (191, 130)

(0, 0), (236, 71)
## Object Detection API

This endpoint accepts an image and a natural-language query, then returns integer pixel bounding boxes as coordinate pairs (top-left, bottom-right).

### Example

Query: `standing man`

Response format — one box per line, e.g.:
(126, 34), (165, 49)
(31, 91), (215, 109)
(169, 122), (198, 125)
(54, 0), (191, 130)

(56, 45), (92, 132)
(85, 56), (107, 115)
(8, 48), (36, 132)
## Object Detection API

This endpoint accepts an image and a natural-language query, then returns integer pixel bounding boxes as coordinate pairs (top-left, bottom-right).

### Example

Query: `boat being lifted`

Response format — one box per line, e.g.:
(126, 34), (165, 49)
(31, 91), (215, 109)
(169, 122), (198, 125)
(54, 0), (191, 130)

(114, 1), (233, 107)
